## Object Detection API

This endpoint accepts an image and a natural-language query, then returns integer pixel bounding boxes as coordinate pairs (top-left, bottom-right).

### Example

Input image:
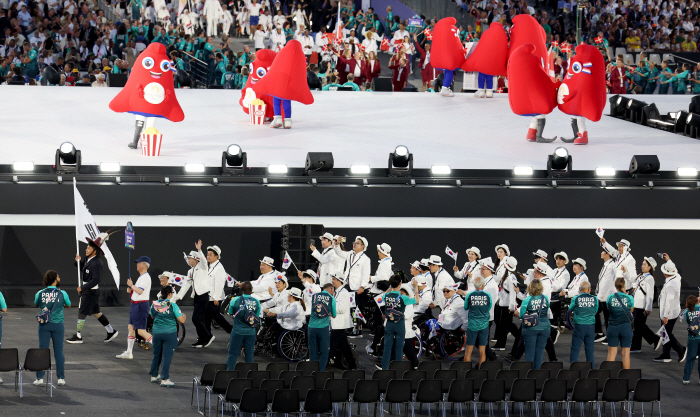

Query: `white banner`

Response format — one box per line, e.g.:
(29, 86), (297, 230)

(73, 178), (121, 289)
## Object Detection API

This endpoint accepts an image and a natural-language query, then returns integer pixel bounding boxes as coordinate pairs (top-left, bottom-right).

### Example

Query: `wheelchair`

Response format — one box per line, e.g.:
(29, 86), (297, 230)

(254, 317), (309, 362)
(416, 316), (467, 361)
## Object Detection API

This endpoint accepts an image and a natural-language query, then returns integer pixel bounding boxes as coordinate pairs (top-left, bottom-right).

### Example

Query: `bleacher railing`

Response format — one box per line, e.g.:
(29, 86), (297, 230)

(181, 52), (209, 89)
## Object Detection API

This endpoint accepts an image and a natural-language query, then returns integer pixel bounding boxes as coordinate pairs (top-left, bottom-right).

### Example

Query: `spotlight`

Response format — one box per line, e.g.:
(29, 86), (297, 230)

(513, 166), (533, 176)
(55, 142), (81, 173)
(185, 163), (205, 173)
(595, 167), (616, 177)
(304, 152), (334, 176)
(388, 145), (413, 176)
(431, 165), (451, 175)
(642, 104), (676, 131)
(686, 113), (700, 138)
(100, 162), (120, 172)
(221, 144), (247, 174)
(674, 110), (690, 135)
(13, 161), (35, 172)
(609, 95), (629, 118)
(629, 155), (660, 176)
(268, 164), (288, 174)
(690, 95), (700, 114)
(350, 165), (370, 174)
(626, 99), (647, 123)
(677, 167), (698, 177)
(547, 147), (572, 178)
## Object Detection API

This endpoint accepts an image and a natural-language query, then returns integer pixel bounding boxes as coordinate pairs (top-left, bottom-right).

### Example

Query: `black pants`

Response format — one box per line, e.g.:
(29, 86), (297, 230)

(494, 306), (519, 348)
(206, 301), (233, 334)
(594, 302), (609, 334)
(404, 336), (419, 369)
(193, 292), (211, 342)
(329, 329), (356, 369)
(631, 309), (659, 350)
(661, 318), (685, 356)
(551, 297), (562, 328)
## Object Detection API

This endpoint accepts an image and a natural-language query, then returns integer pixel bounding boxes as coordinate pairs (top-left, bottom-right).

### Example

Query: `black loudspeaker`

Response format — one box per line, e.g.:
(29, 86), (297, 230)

(305, 152), (334, 175)
(629, 155), (660, 175)
(107, 73), (128, 87)
(41, 66), (60, 85)
(282, 224), (304, 237)
(372, 77), (393, 92)
(690, 95), (700, 114)
(280, 224), (325, 282)
(402, 86), (418, 92)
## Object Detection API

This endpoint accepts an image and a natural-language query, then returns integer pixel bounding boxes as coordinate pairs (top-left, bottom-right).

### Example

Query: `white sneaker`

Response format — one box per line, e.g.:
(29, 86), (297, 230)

(474, 89), (483, 98)
(683, 380), (690, 385)
(33, 379), (45, 386)
(116, 351), (133, 359)
(440, 86), (454, 97)
(57, 379), (66, 386)
(204, 335), (216, 348)
(270, 116), (283, 128)
(161, 379), (175, 387)
(283, 119), (292, 129)
(0, 377), (3, 383)
(485, 89), (493, 98)
(151, 375), (162, 383)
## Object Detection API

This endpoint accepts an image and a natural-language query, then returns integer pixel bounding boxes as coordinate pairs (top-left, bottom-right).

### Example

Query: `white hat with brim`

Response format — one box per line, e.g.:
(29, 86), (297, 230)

(554, 252), (569, 264)
(572, 258), (587, 270)
(429, 255), (443, 266)
(466, 246), (481, 258)
(643, 257), (657, 270)
(533, 262), (549, 275)
(479, 257), (496, 271)
(410, 261), (421, 270)
(414, 276), (428, 286)
(533, 249), (548, 260)
(420, 258), (430, 267)
(320, 232), (334, 241)
(207, 245), (222, 258)
(401, 283), (414, 298)
(356, 236), (368, 251)
(443, 283), (459, 291)
(503, 256), (518, 272)
(276, 274), (288, 286)
(260, 256), (274, 267)
(495, 244), (510, 256)
(289, 287), (303, 299)
(303, 269), (318, 281)
(661, 261), (677, 276)
(332, 271), (347, 282)
(616, 239), (631, 249)
(187, 251), (203, 262)
(377, 243), (392, 256)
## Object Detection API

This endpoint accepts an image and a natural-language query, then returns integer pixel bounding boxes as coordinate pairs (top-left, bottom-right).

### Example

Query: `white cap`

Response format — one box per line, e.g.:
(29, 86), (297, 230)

(572, 258), (587, 270)
(661, 260), (677, 276)
(420, 258), (431, 267)
(616, 239), (631, 249)
(377, 243), (392, 256)
(643, 257), (657, 270)
(533, 249), (548, 260)
(260, 256), (275, 267)
(355, 236), (368, 251)
(414, 275), (428, 286)
(207, 245), (222, 258)
(289, 287), (303, 299)
(429, 255), (443, 266)
(443, 283), (460, 291)
(302, 269), (318, 282)
(554, 252), (569, 263)
(320, 232), (334, 241)
(401, 283), (414, 298)
(187, 251), (203, 262)
(533, 262), (549, 275)
(479, 257), (495, 271)
(466, 246), (481, 258)
(495, 244), (510, 256)
(503, 256), (518, 272)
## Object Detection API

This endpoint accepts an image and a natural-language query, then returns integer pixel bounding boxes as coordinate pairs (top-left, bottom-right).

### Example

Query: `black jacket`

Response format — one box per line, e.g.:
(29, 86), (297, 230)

(75, 256), (103, 291)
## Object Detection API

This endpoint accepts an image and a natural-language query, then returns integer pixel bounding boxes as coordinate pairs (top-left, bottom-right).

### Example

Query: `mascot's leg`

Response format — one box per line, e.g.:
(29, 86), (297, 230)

(475, 72), (485, 98)
(440, 70), (454, 97)
(485, 75), (494, 98)
(526, 117), (538, 142)
(128, 115), (146, 149)
(271, 97), (286, 129)
(560, 117), (578, 143)
(282, 100), (293, 129)
(574, 116), (588, 145)
(527, 115), (557, 143)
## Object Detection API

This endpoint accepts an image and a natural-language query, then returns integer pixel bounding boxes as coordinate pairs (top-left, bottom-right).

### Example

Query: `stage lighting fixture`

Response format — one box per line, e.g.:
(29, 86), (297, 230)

(547, 147), (572, 178)
(268, 164), (288, 174)
(350, 164), (370, 174)
(185, 163), (205, 173)
(595, 167), (616, 177)
(629, 155), (660, 176)
(674, 110), (689, 135)
(221, 144), (247, 174)
(513, 166), (533, 176)
(642, 104), (676, 131)
(686, 113), (700, 138)
(690, 95), (700, 114)
(677, 167), (698, 177)
(13, 161), (34, 172)
(388, 145), (413, 176)
(431, 165), (451, 175)
(100, 162), (120, 173)
(55, 141), (81, 173)
(626, 99), (647, 123)
(609, 95), (629, 118)
(304, 152), (334, 176)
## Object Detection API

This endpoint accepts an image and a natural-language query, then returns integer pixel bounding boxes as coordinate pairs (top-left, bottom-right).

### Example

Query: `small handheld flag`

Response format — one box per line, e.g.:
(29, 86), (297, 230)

(375, 294), (385, 308)
(282, 252), (293, 270)
(226, 274), (237, 287)
(445, 246), (458, 264)
(353, 307), (367, 323)
(349, 292), (356, 308)
(594, 36), (603, 44)
(596, 228), (605, 238)
(424, 28), (433, 40)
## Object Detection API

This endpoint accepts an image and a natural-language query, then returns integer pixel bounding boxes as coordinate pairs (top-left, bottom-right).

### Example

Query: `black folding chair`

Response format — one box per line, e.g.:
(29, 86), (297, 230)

(556, 369), (581, 393)
(217, 378), (252, 417)
(209, 372), (242, 417)
(449, 361), (472, 379)
(496, 369), (519, 394)
(0, 348), (20, 394)
(22, 348), (52, 397)
(193, 364), (227, 411)
(631, 379), (661, 417)
(477, 379), (507, 417)
(296, 360), (320, 376)
(587, 369), (611, 393)
(509, 361), (534, 379)
(540, 361), (564, 374)
(371, 369), (396, 398)
(389, 360), (412, 376)
(403, 370), (427, 394)
(266, 362), (290, 379)
(303, 389), (334, 417)
(280, 370), (303, 388)
(618, 369), (642, 400)
(325, 378), (350, 417)
(570, 379), (599, 417)
(601, 379), (629, 417)
(343, 369), (365, 396)
(271, 389), (301, 416)
(478, 361), (503, 380)
(415, 379), (443, 417)
(443, 379), (475, 417)
(433, 369), (457, 395)
(418, 361), (442, 379)
(260, 379), (284, 404)
(526, 369), (551, 393)
(247, 370), (271, 389)
(540, 378), (569, 417)
(600, 361), (623, 374)
(313, 370), (335, 389)
(508, 378), (539, 417)
(465, 370), (488, 394)
(384, 379), (413, 417)
(569, 361), (593, 372)
(353, 379), (381, 417)
(234, 362), (258, 375)
(238, 388), (268, 417)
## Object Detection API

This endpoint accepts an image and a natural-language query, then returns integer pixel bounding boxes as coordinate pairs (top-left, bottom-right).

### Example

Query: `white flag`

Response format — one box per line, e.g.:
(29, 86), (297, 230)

(656, 325), (670, 345)
(445, 246), (458, 261)
(73, 178), (121, 289)
(596, 227), (605, 238)
(282, 251), (293, 270)
(178, 0), (187, 15)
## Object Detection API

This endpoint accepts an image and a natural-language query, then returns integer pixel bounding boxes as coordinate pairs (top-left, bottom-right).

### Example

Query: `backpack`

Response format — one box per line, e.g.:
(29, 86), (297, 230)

(312, 294), (331, 318)
(36, 289), (63, 324)
(522, 295), (544, 328)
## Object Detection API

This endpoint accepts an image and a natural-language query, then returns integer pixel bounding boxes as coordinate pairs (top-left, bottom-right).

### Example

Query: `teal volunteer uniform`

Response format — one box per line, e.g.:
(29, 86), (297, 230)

(35, 286), (71, 381)
(659, 67), (673, 94)
(606, 291), (635, 348)
(568, 292), (599, 365)
(149, 298), (183, 381)
(683, 304), (700, 382)
(519, 294), (550, 369)
(381, 290), (417, 369)
(308, 290), (336, 371)
(226, 295), (261, 370)
(464, 290), (493, 346)
(0, 291), (6, 348)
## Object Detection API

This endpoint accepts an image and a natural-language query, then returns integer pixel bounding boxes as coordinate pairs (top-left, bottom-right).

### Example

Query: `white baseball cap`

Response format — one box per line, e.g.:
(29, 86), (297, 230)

(260, 256), (275, 267)
(302, 269), (318, 282)
(355, 236), (368, 250)
(533, 249), (548, 260)
(377, 243), (392, 256)
(466, 246), (481, 258)
(320, 232), (334, 241)
(480, 257), (495, 271)
(401, 283), (414, 298)
(572, 258), (587, 270)
(554, 252), (569, 263)
(207, 245), (222, 257)
(661, 260), (677, 276)
(643, 257), (657, 270)
(187, 251), (203, 262)
(495, 244), (510, 256)
(429, 255), (443, 266)
(503, 256), (518, 272)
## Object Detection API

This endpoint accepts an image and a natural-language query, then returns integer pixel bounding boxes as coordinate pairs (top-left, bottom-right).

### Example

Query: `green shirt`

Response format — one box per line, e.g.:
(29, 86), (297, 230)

(215, 61), (226, 74)
(685, 305), (700, 339)
(34, 286), (71, 323)
(150, 299), (183, 334)
(672, 70), (689, 91)
(322, 83), (343, 91)
(0, 291), (6, 310)
(383, 290), (417, 325)
(519, 295), (550, 331)
(659, 67), (673, 82)
(26, 49), (38, 70)
(309, 291), (336, 328)
(568, 293), (598, 325)
(228, 295), (261, 335)
(343, 81), (360, 91)
(152, 34), (169, 46)
(607, 292), (634, 327)
(464, 290), (492, 331)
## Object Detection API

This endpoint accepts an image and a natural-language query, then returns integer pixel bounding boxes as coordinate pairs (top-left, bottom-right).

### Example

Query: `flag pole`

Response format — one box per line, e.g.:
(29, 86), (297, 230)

(74, 178), (81, 287)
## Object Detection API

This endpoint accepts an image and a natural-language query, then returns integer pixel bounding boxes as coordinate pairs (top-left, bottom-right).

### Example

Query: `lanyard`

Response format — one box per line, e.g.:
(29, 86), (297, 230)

(433, 268), (444, 292)
(347, 252), (364, 272)
(598, 261), (611, 280)
(443, 294), (459, 311)
(209, 261), (220, 274)
(568, 272), (584, 289)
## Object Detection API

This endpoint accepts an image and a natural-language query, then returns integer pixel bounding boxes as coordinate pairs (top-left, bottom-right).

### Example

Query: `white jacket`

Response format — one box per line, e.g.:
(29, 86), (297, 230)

(174, 251), (210, 301)
(302, 281), (321, 315)
(432, 268), (455, 309)
(254, 29), (269, 49)
(314, 32), (328, 52)
(312, 247), (340, 287)
(658, 274), (681, 319)
(551, 266), (571, 293)
(631, 273), (655, 311)
(207, 261), (227, 301)
(482, 275), (499, 321)
(438, 294), (468, 331)
(565, 272), (589, 298)
(331, 286), (353, 329)
(263, 289), (289, 310)
(251, 270), (279, 301)
(404, 304), (416, 338)
(370, 257), (393, 294)
(334, 248), (371, 291)
(454, 260), (481, 292)
(273, 301), (306, 330)
(497, 272), (518, 311)
(297, 34), (314, 54)
(415, 288), (433, 315)
(604, 242), (637, 289)
(596, 259), (616, 302)
(269, 30), (286, 51)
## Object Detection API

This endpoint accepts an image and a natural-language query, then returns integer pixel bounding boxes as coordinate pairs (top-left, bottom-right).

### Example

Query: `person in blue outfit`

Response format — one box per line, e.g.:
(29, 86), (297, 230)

(35, 270), (71, 387)
(308, 283), (336, 371)
(606, 278), (635, 369)
(379, 273), (419, 370)
(149, 285), (186, 387)
(226, 281), (262, 370)
(463, 276), (492, 367)
(568, 281), (598, 366)
(517, 278), (551, 369)
(682, 295), (700, 385)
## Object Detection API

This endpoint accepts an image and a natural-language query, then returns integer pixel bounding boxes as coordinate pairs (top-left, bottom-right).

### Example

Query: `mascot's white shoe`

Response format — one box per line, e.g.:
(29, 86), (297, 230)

(474, 89), (483, 98)
(440, 86), (454, 97)
(478, 89), (486, 98)
(283, 119), (292, 129)
(485, 89), (493, 98)
(271, 116), (283, 128)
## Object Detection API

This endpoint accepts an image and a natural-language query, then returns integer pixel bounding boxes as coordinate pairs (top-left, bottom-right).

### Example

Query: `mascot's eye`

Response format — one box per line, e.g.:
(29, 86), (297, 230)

(256, 67), (267, 78)
(142, 57), (154, 69)
(572, 62), (582, 73)
(160, 60), (170, 72)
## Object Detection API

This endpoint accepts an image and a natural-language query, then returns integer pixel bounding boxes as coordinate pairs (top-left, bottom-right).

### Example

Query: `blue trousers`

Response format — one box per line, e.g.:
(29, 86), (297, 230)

(382, 322), (405, 370)
(477, 72), (493, 89)
(570, 324), (595, 367)
(683, 337), (700, 381)
(38, 322), (65, 380)
(308, 327), (330, 371)
(149, 332), (178, 380)
(441, 69), (454, 87)
(226, 332), (255, 370)
(0, 319), (3, 348)
(273, 97), (292, 118)
(523, 328), (549, 370)
(659, 83), (669, 95)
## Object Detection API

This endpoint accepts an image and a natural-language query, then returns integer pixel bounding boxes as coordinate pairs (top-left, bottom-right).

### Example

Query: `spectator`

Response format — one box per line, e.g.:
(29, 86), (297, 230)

(343, 73), (360, 90)
(92, 72), (107, 87)
(389, 54), (408, 92)
(307, 63), (321, 90)
(322, 74), (342, 91)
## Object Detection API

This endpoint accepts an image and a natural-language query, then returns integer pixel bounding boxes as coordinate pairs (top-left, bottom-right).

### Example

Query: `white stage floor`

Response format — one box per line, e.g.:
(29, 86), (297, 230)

(2, 86), (698, 171)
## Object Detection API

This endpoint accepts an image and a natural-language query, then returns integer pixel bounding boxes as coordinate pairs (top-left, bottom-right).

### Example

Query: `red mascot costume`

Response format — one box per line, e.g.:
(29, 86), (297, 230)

(240, 49), (277, 121)
(109, 43), (184, 149)
(431, 17), (466, 97)
(252, 40), (314, 129)
(462, 22), (508, 98)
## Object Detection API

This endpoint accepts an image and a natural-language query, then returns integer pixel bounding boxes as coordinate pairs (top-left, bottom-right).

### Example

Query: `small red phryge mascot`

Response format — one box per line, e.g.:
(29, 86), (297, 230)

(239, 49), (277, 121)
(431, 17), (466, 97)
(109, 43), (184, 149)
(461, 22), (508, 98)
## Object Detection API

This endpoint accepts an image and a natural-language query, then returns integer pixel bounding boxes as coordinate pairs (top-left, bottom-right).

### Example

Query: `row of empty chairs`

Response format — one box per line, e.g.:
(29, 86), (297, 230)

(0, 348), (54, 397)
(612, 48), (672, 65)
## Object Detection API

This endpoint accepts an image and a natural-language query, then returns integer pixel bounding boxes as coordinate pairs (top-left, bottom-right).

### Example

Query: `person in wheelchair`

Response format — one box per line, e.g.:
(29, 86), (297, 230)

(263, 287), (306, 333)
(438, 284), (468, 332)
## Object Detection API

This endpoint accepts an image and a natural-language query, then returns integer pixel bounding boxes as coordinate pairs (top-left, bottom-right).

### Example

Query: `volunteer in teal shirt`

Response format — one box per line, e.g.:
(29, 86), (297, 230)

(463, 277), (492, 366)
(645, 62), (660, 94)
(658, 62), (674, 94)
(682, 296), (700, 384)
(149, 285), (185, 387)
(381, 275), (419, 370)
(568, 282), (599, 366)
(34, 270), (71, 386)
(0, 290), (7, 355)
(308, 283), (336, 371)
(226, 282), (262, 370)
(518, 277), (551, 369)
(606, 278), (635, 369)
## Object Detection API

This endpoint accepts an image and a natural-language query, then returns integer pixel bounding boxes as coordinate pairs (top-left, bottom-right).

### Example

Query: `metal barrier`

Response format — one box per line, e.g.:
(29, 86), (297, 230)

(181, 52), (209, 88)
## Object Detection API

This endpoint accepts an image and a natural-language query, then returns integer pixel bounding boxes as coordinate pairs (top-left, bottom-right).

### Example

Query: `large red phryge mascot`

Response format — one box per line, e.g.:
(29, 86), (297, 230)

(240, 49), (277, 121)
(556, 44), (606, 145)
(109, 43), (184, 149)
(431, 17), (466, 97)
(252, 40), (313, 129)
(461, 22), (508, 98)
